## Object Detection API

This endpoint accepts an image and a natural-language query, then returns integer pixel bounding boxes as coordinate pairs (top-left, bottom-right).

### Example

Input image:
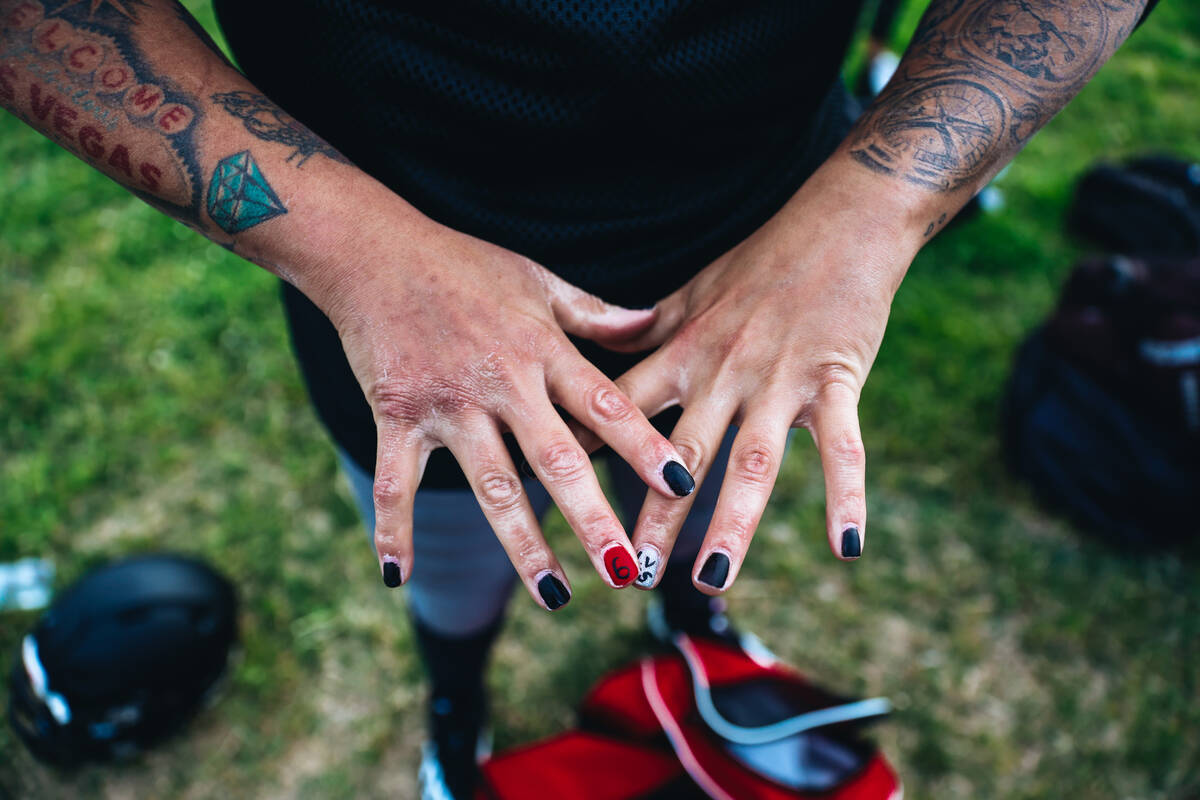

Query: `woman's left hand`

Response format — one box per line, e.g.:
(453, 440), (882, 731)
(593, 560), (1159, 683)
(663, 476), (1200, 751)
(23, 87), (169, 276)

(605, 161), (928, 593)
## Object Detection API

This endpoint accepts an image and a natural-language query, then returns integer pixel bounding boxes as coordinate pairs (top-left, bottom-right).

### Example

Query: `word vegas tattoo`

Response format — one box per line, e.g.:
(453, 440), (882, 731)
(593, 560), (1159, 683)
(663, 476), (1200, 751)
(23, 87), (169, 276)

(0, 0), (204, 221)
(212, 90), (349, 168)
(849, 0), (1149, 195)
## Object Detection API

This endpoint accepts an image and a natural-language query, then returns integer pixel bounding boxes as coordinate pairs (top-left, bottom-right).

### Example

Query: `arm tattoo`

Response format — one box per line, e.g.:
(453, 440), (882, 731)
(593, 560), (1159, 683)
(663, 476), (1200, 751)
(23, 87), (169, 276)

(848, 0), (1149, 193)
(0, 0), (205, 222)
(207, 149), (287, 233)
(212, 90), (350, 167)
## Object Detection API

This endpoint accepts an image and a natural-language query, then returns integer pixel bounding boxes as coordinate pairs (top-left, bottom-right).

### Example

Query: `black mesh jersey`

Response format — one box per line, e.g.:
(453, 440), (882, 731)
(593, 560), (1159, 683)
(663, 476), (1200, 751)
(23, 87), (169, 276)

(213, 0), (865, 485)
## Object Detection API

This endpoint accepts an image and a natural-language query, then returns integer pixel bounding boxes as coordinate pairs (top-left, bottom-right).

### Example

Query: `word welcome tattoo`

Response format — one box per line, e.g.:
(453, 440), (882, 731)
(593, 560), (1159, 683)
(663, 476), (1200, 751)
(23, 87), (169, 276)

(212, 90), (349, 167)
(849, 0), (1149, 202)
(0, 0), (205, 221)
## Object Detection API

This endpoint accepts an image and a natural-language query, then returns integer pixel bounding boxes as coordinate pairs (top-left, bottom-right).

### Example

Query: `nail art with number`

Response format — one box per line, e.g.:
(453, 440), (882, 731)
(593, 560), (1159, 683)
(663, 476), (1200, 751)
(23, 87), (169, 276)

(602, 545), (637, 587)
(634, 547), (661, 589)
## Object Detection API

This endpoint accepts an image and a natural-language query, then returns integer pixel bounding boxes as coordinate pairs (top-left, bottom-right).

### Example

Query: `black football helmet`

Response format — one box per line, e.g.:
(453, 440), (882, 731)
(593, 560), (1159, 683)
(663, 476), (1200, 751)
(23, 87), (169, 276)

(8, 554), (238, 765)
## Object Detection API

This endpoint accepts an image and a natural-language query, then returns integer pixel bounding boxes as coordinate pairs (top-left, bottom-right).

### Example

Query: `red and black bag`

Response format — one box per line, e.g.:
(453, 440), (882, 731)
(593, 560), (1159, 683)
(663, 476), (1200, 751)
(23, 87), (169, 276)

(478, 635), (901, 799)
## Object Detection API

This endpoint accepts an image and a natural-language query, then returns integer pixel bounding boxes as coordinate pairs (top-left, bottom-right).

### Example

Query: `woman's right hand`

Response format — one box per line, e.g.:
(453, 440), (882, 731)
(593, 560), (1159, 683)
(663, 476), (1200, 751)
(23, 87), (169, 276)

(314, 216), (695, 609)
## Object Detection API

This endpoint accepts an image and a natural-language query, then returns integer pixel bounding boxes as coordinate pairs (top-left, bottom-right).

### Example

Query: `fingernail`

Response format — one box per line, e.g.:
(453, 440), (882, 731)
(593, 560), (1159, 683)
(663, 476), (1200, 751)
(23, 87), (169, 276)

(520, 459), (537, 480)
(382, 561), (403, 588)
(602, 544), (637, 587)
(697, 552), (730, 589)
(634, 547), (661, 589)
(662, 461), (695, 497)
(841, 526), (862, 559)
(537, 572), (570, 611)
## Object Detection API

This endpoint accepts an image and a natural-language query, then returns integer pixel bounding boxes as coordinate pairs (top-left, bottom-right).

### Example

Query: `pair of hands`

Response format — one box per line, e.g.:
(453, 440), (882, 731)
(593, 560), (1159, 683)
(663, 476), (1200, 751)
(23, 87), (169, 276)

(320, 160), (923, 610)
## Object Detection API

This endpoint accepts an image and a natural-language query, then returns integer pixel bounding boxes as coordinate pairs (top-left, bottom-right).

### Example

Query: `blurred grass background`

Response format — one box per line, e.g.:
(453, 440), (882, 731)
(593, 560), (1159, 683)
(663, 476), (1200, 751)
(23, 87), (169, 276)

(2, 1), (1199, 797)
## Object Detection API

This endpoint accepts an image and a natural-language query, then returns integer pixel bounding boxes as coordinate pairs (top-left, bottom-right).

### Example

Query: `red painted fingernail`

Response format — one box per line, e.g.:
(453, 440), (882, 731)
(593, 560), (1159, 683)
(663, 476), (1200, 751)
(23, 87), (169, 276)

(602, 545), (637, 587)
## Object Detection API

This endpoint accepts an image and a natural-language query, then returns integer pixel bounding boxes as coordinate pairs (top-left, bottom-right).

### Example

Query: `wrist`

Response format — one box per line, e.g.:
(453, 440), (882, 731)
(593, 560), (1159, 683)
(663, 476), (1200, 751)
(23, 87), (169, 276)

(784, 149), (954, 265)
(229, 171), (437, 327)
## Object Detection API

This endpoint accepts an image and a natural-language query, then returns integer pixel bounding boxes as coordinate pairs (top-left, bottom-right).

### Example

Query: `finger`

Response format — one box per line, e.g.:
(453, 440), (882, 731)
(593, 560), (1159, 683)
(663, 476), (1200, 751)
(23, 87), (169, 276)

(610, 350), (681, 422)
(609, 289), (690, 353)
(692, 410), (792, 595)
(442, 416), (574, 612)
(548, 358), (695, 501)
(538, 266), (658, 347)
(808, 381), (867, 561)
(565, 416), (604, 455)
(503, 392), (639, 588)
(371, 419), (429, 589)
(629, 399), (735, 590)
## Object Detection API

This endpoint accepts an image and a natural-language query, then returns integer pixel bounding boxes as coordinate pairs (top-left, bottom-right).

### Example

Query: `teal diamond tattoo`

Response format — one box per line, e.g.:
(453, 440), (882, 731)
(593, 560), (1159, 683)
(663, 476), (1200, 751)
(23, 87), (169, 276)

(206, 150), (287, 234)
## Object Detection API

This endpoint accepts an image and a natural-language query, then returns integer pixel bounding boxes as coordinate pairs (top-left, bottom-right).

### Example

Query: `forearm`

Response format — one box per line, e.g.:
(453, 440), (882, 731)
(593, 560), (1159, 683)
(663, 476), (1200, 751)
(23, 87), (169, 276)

(0, 0), (428, 313)
(822, 0), (1149, 249)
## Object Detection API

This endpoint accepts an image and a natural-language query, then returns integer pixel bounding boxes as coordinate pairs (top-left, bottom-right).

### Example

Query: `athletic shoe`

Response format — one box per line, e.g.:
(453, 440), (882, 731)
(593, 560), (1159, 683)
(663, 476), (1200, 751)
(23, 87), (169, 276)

(646, 588), (740, 646)
(418, 693), (492, 800)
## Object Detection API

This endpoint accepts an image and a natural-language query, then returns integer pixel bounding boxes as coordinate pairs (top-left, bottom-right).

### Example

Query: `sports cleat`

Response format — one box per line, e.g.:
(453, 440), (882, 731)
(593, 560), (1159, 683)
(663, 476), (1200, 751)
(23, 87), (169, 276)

(418, 693), (492, 800)
(646, 591), (742, 647)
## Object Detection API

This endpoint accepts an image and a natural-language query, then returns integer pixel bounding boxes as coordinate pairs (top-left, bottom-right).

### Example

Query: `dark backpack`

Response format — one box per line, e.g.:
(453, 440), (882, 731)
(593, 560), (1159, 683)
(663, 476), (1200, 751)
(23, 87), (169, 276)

(1068, 155), (1200, 258)
(1003, 255), (1200, 546)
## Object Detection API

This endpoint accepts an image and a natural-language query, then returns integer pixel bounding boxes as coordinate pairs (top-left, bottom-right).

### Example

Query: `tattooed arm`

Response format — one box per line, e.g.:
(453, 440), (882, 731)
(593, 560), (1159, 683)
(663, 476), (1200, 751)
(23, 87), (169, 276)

(603, 0), (1151, 592)
(849, 0), (1152, 235)
(0, 0), (697, 605)
(0, 0), (378, 287)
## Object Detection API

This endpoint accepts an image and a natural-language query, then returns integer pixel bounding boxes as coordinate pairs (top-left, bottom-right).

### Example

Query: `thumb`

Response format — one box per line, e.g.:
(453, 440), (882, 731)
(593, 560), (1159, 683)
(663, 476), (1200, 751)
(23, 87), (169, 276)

(539, 266), (659, 349)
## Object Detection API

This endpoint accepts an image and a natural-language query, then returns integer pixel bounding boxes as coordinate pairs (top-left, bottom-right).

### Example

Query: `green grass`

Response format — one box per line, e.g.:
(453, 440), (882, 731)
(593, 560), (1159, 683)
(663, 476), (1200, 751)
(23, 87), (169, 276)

(3, 2), (1200, 798)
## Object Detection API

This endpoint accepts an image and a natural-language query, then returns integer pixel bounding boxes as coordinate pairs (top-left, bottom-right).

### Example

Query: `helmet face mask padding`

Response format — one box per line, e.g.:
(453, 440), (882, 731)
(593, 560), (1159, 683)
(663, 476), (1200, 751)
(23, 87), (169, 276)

(8, 554), (238, 765)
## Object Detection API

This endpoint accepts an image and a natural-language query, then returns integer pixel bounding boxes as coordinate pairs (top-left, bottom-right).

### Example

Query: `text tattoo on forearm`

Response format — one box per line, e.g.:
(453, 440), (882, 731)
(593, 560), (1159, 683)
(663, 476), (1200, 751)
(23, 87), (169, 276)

(848, 0), (1149, 195)
(0, 0), (205, 221)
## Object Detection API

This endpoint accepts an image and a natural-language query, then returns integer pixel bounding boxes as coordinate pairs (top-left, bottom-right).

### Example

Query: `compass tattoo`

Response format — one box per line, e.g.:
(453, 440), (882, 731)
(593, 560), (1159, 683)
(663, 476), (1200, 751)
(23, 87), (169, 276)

(849, 0), (1150, 194)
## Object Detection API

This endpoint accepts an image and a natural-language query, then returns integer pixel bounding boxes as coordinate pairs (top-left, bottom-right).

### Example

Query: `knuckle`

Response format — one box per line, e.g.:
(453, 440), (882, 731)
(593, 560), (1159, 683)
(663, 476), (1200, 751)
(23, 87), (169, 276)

(642, 505), (681, 536)
(578, 508), (622, 540)
(814, 363), (861, 400)
(537, 438), (588, 482)
(373, 378), (476, 422)
(733, 439), (776, 485)
(721, 507), (756, 540)
(584, 383), (635, 425)
(827, 432), (866, 466)
(836, 486), (868, 511)
(372, 383), (424, 425)
(372, 472), (408, 510)
(374, 530), (403, 550)
(672, 436), (707, 473)
(476, 469), (524, 513)
(502, 524), (546, 566)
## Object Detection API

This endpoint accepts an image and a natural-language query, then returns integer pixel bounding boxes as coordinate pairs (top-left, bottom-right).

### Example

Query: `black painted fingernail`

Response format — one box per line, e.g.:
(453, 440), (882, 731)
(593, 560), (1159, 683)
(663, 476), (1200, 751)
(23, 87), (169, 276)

(537, 573), (570, 611)
(382, 561), (403, 588)
(520, 458), (537, 480)
(697, 552), (730, 589)
(842, 527), (862, 559)
(662, 461), (695, 497)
